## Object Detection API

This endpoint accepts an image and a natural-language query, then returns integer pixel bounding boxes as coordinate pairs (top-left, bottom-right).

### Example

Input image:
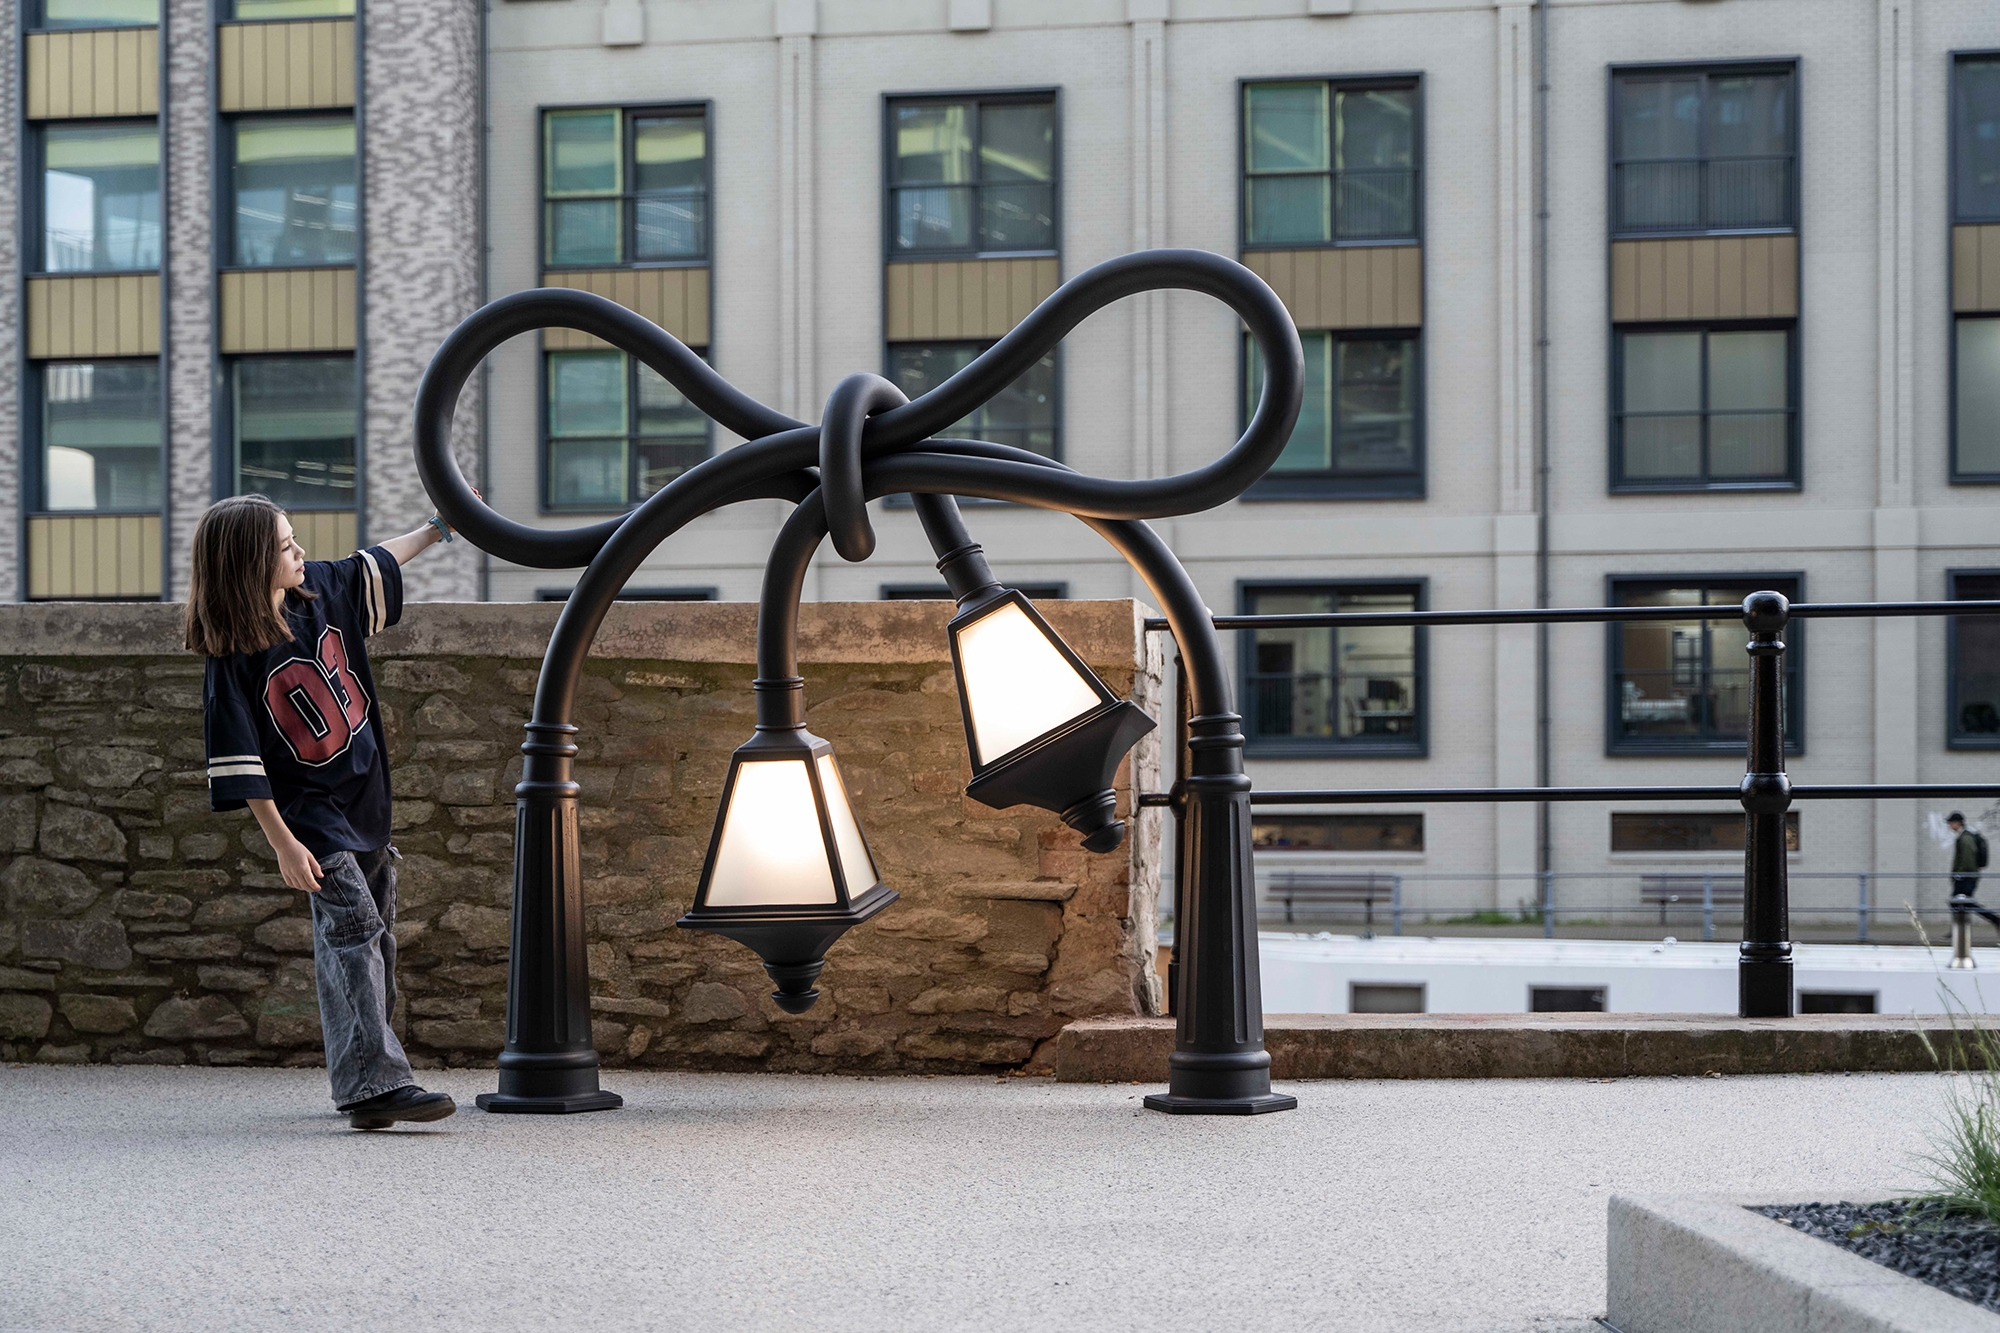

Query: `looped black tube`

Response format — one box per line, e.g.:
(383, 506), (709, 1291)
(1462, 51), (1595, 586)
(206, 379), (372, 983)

(818, 373), (908, 563)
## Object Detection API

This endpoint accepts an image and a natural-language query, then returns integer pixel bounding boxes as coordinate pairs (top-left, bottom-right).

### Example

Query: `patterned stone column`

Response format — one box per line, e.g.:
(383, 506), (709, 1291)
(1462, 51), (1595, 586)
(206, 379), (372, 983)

(0, 0), (19, 602)
(164, 0), (215, 601)
(363, 2), (482, 601)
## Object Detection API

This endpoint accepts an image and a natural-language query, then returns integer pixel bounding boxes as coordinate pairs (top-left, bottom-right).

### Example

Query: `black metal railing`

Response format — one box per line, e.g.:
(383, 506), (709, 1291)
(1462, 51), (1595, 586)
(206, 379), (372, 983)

(1144, 592), (2000, 1019)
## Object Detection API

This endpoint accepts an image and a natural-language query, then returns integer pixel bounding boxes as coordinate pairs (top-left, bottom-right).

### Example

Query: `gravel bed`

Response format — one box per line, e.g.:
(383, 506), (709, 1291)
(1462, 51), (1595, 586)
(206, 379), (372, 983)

(1755, 1200), (2000, 1313)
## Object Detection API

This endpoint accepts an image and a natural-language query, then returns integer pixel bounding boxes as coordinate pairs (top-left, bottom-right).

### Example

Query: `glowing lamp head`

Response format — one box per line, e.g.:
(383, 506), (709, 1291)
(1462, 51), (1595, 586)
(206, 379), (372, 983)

(676, 726), (896, 1012)
(947, 590), (1156, 853)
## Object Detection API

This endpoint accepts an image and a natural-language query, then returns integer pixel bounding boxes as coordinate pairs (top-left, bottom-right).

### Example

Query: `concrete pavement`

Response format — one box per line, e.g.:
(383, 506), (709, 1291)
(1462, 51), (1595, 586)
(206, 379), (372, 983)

(0, 1066), (1957, 1332)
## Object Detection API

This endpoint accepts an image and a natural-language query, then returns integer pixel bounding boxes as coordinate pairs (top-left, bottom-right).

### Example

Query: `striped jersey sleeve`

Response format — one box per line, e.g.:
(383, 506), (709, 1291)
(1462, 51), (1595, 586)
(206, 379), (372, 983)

(349, 545), (403, 636)
(203, 655), (271, 811)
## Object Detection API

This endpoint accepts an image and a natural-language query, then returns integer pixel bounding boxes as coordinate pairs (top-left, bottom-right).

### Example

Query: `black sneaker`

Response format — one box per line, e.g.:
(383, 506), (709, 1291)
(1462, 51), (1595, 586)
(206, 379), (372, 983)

(342, 1085), (457, 1130)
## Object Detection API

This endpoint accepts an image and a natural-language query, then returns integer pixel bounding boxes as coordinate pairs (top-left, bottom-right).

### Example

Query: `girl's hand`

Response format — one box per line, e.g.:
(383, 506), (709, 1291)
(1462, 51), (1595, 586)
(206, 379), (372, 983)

(277, 838), (324, 893)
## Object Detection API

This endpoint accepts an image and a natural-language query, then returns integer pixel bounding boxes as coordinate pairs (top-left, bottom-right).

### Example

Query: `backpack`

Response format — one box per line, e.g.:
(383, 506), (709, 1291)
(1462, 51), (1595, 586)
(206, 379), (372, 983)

(1977, 831), (1991, 870)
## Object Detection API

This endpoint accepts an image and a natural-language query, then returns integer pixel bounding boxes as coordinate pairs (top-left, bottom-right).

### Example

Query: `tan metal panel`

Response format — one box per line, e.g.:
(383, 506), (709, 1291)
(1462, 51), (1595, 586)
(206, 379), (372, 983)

(1686, 238), (1717, 319)
(1956, 227), (1983, 312)
(685, 267), (710, 345)
(220, 269), (355, 352)
(90, 27), (116, 116)
(1394, 246), (1422, 326)
(137, 27), (159, 113)
(1317, 250), (1346, 329)
(50, 279), (77, 357)
(239, 22), (267, 109)
(47, 32), (75, 118)
(982, 261), (1011, 337)
(287, 270), (311, 348)
(885, 263), (913, 341)
(218, 23), (243, 111)
(1376, 247), (1404, 326)
(310, 21), (335, 105)
(958, 260), (988, 336)
(1659, 240), (1691, 320)
(69, 518), (96, 597)
(118, 516), (142, 594)
(333, 21), (355, 105)
(1714, 238), (1744, 319)
(309, 269), (334, 347)
(113, 29), (140, 115)
(91, 279), (117, 356)
(1769, 235), (1798, 318)
(27, 519), (52, 599)
(1976, 228), (1992, 314)
(335, 267), (357, 346)
(98, 517), (124, 596)
(944, 262), (973, 339)
(115, 275), (140, 354)
(140, 515), (162, 595)
(1633, 242), (1661, 321)
(909, 262), (937, 341)
(27, 281), (51, 360)
(287, 21), (312, 107)
(220, 268), (245, 353)
(1742, 237), (1772, 318)
(26, 33), (49, 119)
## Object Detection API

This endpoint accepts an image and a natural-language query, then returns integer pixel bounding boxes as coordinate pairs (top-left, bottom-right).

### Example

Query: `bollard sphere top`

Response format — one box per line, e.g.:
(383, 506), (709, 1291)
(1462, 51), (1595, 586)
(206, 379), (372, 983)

(1741, 590), (1790, 634)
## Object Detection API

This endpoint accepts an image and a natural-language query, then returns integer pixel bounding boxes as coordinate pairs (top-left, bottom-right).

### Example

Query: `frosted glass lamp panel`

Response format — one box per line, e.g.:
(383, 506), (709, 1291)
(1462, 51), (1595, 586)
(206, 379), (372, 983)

(703, 759), (837, 908)
(815, 755), (878, 895)
(957, 602), (1104, 763)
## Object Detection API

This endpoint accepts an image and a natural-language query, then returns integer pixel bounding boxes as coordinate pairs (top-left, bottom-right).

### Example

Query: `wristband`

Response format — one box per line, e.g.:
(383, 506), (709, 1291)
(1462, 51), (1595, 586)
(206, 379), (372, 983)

(426, 514), (453, 543)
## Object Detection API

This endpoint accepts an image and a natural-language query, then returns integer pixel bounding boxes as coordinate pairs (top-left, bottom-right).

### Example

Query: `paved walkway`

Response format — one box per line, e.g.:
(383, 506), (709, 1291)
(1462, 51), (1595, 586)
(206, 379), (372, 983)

(0, 1066), (1955, 1333)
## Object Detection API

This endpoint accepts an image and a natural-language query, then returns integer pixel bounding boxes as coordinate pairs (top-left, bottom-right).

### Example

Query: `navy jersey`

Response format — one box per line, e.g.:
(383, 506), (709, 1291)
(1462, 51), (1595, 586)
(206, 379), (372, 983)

(204, 547), (403, 858)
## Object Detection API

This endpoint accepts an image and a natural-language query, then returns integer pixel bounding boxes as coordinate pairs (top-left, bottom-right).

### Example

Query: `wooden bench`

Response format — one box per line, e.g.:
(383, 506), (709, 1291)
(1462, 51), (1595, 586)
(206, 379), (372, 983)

(1640, 873), (1743, 925)
(1265, 872), (1400, 926)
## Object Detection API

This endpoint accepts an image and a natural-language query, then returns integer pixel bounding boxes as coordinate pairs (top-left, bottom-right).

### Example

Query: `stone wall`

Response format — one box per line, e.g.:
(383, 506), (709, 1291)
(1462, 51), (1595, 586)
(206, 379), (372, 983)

(0, 600), (1162, 1073)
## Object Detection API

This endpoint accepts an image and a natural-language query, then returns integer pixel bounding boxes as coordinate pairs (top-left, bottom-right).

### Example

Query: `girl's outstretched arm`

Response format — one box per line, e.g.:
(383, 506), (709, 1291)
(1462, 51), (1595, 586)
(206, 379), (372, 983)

(376, 489), (477, 567)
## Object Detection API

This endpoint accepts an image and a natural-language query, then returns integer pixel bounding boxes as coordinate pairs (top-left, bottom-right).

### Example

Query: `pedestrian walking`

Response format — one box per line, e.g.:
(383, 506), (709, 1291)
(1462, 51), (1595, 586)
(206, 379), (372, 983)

(1947, 812), (1998, 934)
(184, 493), (463, 1130)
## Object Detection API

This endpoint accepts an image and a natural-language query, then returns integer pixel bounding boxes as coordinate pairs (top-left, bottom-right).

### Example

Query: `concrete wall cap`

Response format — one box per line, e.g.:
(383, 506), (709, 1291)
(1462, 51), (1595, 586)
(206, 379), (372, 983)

(0, 599), (1155, 670)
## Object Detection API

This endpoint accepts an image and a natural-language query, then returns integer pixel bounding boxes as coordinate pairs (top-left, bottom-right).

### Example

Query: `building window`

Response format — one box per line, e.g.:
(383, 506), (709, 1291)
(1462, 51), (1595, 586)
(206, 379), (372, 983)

(885, 341), (1057, 460)
(1955, 55), (2000, 224)
(544, 350), (710, 511)
(228, 116), (356, 268)
(1950, 571), (2000, 748)
(1613, 325), (1794, 489)
(35, 360), (161, 512)
(35, 0), (156, 28)
(1243, 79), (1418, 247)
(1608, 576), (1802, 754)
(1530, 987), (1605, 1014)
(1612, 66), (1794, 235)
(1252, 814), (1423, 852)
(230, 0), (351, 16)
(231, 354), (355, 509)
(543, 107), (708, 268)
(1240, 582), (1423, 755)
(36, 123), (160, 274)
(1957, 319), (2000, 481)
(1610, 811), (1797, 853)
(1245, 330), (1421, 496)
(886, 94), (1055, 256)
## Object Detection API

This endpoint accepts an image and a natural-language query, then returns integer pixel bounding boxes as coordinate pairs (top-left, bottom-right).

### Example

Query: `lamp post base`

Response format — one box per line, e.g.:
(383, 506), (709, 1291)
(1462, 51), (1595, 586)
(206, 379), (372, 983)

(1142, 1090), (1299, 1116)
(1738, 956), (1794, 1018)
(475, 1089), (624, 1115)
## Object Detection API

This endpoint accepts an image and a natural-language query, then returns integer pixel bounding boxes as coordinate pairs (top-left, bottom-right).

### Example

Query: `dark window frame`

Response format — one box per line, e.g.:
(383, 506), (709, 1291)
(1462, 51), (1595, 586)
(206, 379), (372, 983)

(1951, 54), (2000, 485)
(1609, 809), (1799, 853)
(23, 357), (166, 518)
(1608, 58), (1800, 239)
(1240, 326), (1425, 500)
(28, 1), (159, 31)
(1948, 568), (2000, 750)
(1237, 577), (1429, 759)
(879, 335), (1064, 472)
(537, 346), (715, 515)
(28, 117), (164, 278)
(1952, 50), (2000, 225)
(1605, 572), (1805, 757)
(1252, 812), (1425, 853)
(217, 350), (359, 513)
(1237, 72), (1425, 252)
(879, 582), (1068, 601)
(537, 100), (713, 271)
(881, 86), (1061, 262)
(217, 108), (358, 273)
(1610, 319), (1800, 492)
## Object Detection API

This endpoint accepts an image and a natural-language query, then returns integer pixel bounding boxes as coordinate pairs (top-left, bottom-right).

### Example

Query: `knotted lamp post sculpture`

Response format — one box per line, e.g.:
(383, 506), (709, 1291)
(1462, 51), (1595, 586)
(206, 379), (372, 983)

(412, 248), (1304, 1116)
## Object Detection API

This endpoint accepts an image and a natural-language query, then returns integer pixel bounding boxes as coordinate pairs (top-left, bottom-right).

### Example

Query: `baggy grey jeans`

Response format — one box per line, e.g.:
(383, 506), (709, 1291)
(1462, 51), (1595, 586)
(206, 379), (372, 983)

(310, 845), (415, 1109)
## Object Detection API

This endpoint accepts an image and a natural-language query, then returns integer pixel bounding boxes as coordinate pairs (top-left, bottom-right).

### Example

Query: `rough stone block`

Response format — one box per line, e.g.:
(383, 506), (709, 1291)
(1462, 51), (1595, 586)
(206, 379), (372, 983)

(375, 661), (470, 694)
(412, 1018), (504, 1050)
(112, 890), (193, 920)
(196, 966), (271, 992)
(411, 997), (479, 1018)
(0, 993), (53, 1039)
(22, 920), (131, 970)
(0, 965), (58, 990)
(18, 664), (134, 704)
(0, 759), (55, 787)
(143, 995), (251, 1040)
(439, 769), (496, 806)
(591, 1019), (629, 1053)
(57, 745), (163, 789)
(131, 932), (243, 961)
(59, 993), (136, 1034)
(413, 696), (479, 735)
(680, 982), (750, 1024)
(192, 894), (292, 928)
(0, 795), (37, 851)
(35, 1041), (91, 1063)
(253, 918), (315, 954)
(438, 904), (511, 951)
(178, 833), (229, 861)
(39, 805), (128, 862)
(4, 857), (102, 916)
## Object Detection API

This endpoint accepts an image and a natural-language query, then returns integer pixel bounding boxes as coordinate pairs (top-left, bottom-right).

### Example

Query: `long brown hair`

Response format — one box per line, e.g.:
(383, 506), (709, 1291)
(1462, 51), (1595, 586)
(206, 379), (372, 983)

(181, 495), (314, 658)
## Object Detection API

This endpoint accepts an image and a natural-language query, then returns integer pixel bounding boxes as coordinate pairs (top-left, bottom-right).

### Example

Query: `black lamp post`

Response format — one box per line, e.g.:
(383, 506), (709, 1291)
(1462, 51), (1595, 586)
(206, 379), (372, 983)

(412, 248), (1304, 1116)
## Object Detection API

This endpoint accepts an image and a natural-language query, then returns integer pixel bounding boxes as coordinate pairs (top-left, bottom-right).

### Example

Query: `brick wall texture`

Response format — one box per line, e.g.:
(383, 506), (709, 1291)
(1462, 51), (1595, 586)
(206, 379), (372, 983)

(0, 601), (1163, 1073)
